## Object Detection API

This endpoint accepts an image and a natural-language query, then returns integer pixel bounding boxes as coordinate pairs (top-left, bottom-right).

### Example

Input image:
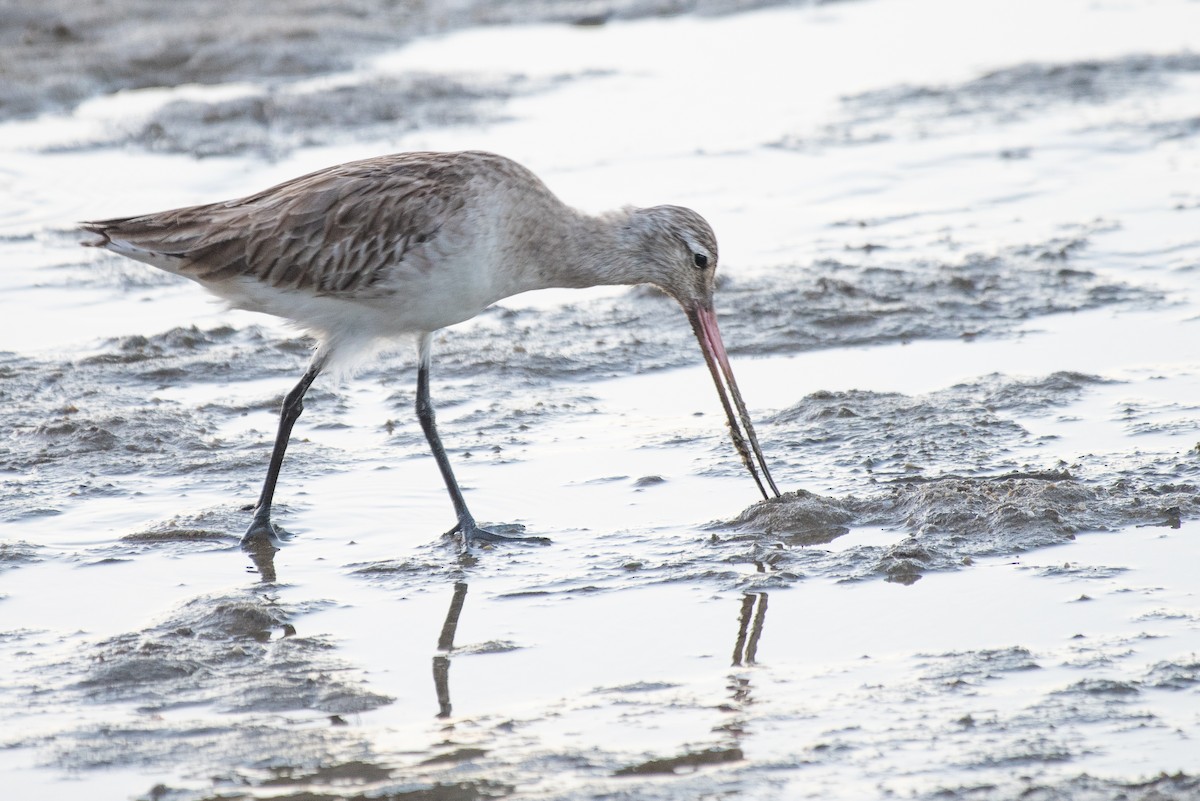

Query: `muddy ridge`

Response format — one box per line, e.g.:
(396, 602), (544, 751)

(1, 0), (802, 125)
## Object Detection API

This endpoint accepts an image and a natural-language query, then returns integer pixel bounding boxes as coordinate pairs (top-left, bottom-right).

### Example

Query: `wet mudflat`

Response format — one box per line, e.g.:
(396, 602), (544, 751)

(2, 0), (1200, 798)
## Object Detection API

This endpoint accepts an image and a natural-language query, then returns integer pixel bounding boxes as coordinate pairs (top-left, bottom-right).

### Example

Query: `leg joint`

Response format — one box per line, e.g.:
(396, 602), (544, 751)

(415, 392), (435, 426)
(281, 389), (305, 418)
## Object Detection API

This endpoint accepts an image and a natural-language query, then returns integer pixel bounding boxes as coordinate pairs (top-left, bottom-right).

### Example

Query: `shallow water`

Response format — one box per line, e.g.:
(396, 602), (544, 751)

(3, 0), (1200, 798)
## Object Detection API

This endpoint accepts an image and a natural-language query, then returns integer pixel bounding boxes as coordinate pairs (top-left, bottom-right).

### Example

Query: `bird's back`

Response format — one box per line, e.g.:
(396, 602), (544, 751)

(82, 151), (574, 340)
(84, 152), (544, 291)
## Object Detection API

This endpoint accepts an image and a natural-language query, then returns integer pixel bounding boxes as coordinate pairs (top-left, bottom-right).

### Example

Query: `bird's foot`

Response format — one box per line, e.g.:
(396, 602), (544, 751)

(446, 518), (551, 548)
(241, 513), (291, 550)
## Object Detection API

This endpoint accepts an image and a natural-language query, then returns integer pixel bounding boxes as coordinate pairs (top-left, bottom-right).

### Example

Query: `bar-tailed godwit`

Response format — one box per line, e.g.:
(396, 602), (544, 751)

(81, 150), (780, 548)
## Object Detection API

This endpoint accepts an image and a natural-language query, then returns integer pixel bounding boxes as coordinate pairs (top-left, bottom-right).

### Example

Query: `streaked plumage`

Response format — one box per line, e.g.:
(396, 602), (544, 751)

(82, 150), (778, 549)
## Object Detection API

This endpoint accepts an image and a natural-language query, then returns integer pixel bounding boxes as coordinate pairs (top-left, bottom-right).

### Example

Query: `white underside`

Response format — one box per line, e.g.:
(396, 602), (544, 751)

(103, 231), (515, 370)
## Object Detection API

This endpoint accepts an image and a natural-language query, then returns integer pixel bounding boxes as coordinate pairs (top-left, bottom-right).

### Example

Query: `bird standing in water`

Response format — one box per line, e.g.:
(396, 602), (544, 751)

(81, 150), (780, 548)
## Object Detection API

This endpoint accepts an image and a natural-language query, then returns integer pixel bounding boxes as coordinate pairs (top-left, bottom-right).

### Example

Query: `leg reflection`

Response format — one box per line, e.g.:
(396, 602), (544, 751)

(731, 592), (768, 667)
(243, 535), (278, 583)
(432, 655), (451, 719)
(433, 582), (468, 718)
(719, 593), (769, 746)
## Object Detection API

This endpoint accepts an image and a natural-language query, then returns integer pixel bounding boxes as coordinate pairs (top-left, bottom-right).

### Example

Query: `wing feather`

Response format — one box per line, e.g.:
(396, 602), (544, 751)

(81, 153), (476, 297)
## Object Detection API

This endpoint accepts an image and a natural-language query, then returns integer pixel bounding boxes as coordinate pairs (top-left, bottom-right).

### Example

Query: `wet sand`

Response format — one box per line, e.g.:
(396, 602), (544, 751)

(3, 0), (1200, 798)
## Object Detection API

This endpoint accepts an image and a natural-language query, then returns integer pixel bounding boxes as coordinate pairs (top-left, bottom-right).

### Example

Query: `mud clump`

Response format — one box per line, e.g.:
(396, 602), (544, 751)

(961, 371), (1114, 414)
(923, 773), (1200, 801)
(917, 646), (1041, 683)
(719, 472), (1200, 583)
(723, 489), (860, 545)
(0, 540), (43, 570)
(769, 387), (1030, 481)
(0, 326), (334, 524)
(887, 475), (1098, 544)
(75, 592), (391, 715)
(614, 745), (744, 776)
(1142, 660), (1200, 690)
(121, 528), (232, 544)
(763, 372), (1112, 487)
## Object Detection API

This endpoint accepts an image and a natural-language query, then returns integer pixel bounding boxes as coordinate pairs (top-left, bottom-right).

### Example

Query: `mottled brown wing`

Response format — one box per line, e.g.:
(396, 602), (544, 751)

(83, 154), (472, 296)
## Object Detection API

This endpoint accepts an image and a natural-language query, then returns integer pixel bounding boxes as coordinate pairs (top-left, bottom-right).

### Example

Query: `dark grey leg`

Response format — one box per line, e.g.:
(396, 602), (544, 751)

(415, 334), (548, 548)
(243, 351), (328, 546)
(415, 335), (473, 529)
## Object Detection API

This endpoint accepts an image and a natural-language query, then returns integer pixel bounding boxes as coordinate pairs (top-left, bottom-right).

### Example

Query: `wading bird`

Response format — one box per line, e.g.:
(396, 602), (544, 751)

(82, 151), (779, 548)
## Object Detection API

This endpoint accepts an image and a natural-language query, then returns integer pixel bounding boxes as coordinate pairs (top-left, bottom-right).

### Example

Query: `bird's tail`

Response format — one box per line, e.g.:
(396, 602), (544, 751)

(77, 214), (207, 274)
(79, 220), (116, 248)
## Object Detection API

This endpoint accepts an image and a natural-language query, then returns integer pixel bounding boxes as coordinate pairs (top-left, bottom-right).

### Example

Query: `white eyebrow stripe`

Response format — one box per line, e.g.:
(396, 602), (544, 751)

(682, 235), (711, 258)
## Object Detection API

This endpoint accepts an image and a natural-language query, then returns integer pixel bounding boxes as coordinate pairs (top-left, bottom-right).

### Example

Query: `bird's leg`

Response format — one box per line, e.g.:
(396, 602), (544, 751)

(243, 351), (328, 546)
(415, 334), (549, 548)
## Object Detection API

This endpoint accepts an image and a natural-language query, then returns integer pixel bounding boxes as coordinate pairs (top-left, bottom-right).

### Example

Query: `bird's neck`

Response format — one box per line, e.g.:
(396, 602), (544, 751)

(542, 207), (653, 291)
(493, 203), (661, 300)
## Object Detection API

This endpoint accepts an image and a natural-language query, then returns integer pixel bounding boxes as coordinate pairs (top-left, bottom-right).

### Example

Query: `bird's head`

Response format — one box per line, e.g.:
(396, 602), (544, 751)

(626, 205), (719, 311)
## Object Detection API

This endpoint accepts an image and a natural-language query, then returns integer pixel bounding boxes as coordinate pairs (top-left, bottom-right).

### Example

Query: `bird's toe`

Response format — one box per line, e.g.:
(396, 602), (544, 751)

(449, 519), (551, 547)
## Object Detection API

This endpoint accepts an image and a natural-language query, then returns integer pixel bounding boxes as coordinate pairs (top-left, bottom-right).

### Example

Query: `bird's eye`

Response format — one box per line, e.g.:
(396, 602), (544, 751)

(693, 253), (709, 269)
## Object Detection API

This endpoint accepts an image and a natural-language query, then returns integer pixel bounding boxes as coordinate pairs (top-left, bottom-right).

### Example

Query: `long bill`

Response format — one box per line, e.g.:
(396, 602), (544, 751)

(686, 304), (781, 501)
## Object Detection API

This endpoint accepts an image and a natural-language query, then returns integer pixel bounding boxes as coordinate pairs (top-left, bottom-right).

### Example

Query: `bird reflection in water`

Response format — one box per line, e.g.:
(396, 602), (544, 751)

(239, 550), (768, 724)
(716, 592), (769, 749)
(732, 592), (768, 667)
(244, 541), (469, 720)
(433, 582), (469, 718)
